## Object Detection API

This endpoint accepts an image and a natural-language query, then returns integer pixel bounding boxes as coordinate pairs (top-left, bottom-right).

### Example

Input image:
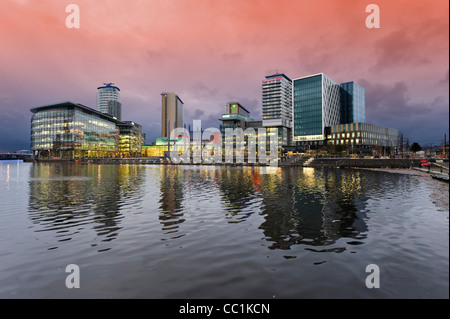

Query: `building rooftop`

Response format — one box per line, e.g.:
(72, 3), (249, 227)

(292, 73), (325, 81)
(161, 92), (184, 105)
(265, 73), (292, 82)
(118, 121), (143, 128)
(97, 83), (120, 91)
(227, 101), (251, 115)
(30, 101), (139, 125)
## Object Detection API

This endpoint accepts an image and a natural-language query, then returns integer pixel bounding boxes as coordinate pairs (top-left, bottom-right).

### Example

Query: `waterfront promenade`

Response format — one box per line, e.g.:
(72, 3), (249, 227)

(31, 156), (449, 172)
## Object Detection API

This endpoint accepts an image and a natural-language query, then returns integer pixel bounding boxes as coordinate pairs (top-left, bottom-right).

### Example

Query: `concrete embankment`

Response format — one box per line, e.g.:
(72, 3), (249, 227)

(32, 157), (448, 172)
(300, 158), (423, 168)
(34, 158), (163, 165)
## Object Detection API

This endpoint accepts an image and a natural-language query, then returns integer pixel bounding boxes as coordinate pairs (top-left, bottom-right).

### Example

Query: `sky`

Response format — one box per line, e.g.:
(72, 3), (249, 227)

(0, 0), (448, 152)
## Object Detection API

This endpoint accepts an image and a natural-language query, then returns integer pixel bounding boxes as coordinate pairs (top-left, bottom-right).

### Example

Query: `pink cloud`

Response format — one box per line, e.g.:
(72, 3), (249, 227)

(0, 0), (448, 148)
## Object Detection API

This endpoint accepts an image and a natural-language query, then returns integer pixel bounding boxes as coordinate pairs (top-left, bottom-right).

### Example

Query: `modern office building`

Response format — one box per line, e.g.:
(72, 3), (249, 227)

(290, 72), (400, 155)
(219, 102), (265, 159)
(262, 73), (293, 146)
(161, 92), (184, 138)
(293, 73), (341, 146)
(340, 81), (365, 124)
(30, 101), (144, 159)
(219, 102), (257, 135)
(97, 83), (121, 120)
(107, 100), (122, 121)
(326, 122), (399, 155)
(118, 121), (145, 157)
(142, 92), (185, 158)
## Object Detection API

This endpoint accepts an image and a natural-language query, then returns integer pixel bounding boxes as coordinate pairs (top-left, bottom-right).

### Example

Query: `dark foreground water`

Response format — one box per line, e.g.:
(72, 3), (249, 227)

(0, 162), (448, 298)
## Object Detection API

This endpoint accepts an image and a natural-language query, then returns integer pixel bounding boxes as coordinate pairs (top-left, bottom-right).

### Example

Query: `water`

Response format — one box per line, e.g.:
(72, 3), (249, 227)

(0, 162), (448, 298)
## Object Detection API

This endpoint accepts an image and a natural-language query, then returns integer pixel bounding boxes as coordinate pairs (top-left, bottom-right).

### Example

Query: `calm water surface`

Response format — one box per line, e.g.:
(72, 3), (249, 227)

(0, 162), (448, 298)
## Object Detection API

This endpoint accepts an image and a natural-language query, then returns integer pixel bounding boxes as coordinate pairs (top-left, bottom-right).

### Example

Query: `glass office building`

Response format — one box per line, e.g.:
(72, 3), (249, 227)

(326, 122), (399, 155)
(118, 121), (145, 157)
(293, 73), (341, 145)
(219, 102), (255, 135)
(340, 81), (365, 124)
(31, 102), (145, 159)
(219, 102), (261, 158)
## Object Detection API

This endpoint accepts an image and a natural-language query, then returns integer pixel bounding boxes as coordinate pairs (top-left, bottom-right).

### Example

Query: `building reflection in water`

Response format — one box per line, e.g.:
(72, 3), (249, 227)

(258, 167), (368, 250)
(156, 165), (370, 250)
(320, 168), (368, 245)
(27, 163), (370, 252)
(28, 163), (145, 251)
(158, 165), (186, 240)
(216, 167), (262, 223)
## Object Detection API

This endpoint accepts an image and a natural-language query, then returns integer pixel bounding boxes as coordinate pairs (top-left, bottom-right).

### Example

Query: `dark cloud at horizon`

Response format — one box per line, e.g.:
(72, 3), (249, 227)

(360, 79), (449, 146)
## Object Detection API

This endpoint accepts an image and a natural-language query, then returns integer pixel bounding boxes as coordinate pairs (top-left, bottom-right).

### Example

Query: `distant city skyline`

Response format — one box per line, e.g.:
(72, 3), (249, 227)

(0, 0), (448, 152)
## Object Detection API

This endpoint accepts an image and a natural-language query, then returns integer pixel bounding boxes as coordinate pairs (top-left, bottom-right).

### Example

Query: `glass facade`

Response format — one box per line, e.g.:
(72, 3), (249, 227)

(218, 102), (280, 158)
(73, 109), (118, 154)
(30, 102), (145, 159)
(293, 74), (341, 144)
(31, 108), (75, 154)
(142, 145), (167, 157)
(266, 127), (288, 150)
(340, 81), (365, 124)
(327, 122), (399, 149)
(118, 122), (145, 157)
(294, 74), (322, 138)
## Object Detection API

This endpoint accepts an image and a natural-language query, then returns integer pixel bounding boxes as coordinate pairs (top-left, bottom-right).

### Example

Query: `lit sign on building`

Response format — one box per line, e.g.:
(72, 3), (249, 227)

(294, 135), (324, 141)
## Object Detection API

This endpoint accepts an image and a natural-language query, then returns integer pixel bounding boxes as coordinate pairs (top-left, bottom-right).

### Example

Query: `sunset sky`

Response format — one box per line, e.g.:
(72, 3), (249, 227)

(0, 0), (448, 151)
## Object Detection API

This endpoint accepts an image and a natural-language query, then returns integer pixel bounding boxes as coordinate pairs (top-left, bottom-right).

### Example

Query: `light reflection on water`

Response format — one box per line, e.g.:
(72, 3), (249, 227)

(0, 162), (448, 298)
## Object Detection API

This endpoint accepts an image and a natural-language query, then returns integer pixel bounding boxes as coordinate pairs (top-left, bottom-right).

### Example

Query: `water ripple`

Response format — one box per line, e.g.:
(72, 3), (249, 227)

(0, 163), (447, 298)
